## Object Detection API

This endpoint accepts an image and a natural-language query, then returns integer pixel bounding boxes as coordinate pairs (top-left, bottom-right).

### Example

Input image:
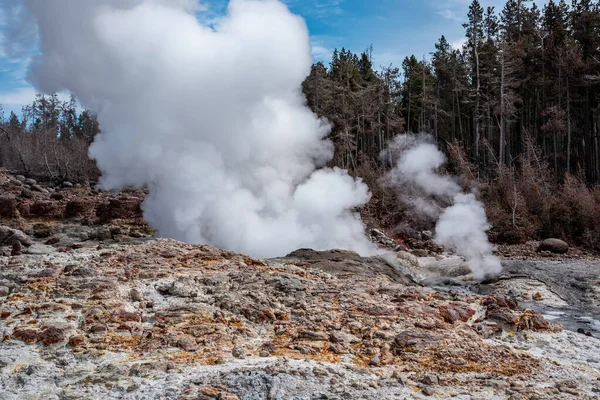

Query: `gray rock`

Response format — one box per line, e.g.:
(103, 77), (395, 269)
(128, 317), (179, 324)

(166, 280), (198, 298)
(0, 286), (9, 297)
(269, 275), (305, 292)
(421, 374), (439, 385)
(8, 179), (22, 186)
(422, 385), (435, 396)
(62, 181), (74, 188)
(411, 249), (429, 257)
(31, 184), (48, 194)
(26, 243), (56, 255)
(396, 251), (419, 267)
(299, 330), (329, 341)
(369, 228), (398, 248)
(130, 288), (144, 302)
(61, 225), (94, 241)
(129, 362), (168, 377)
(392, 372), (409, 385)
(369, 354), (380, 366)
(15, 175), (26, 182)
(25, 178), (37, 186)
(89, 227), (112, 241)
(279, 249), (415, 285)
(329, 331), (360, 344)
(537, 238), (569, 254)
(0, 226), (33, 247)
(370, 229), (388, 239)
(232, 346), (245, 359)
(21, 188), (34, 199)
(71, 267), (94, 277)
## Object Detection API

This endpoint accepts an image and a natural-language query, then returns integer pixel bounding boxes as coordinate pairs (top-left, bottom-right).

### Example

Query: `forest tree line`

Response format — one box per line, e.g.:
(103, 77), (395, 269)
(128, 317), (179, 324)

(304, 0), (600, 184)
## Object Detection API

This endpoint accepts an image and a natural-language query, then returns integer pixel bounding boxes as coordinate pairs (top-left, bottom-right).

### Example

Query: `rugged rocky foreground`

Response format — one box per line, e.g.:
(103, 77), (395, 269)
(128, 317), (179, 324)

(1, 239), (599, 399)
(1, 170), (600, 399)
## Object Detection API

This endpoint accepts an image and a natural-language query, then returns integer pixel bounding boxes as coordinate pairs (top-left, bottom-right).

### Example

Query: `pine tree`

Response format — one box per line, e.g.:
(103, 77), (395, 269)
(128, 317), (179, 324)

(464, 0), (485, 161)
(8, 111), (21, 132)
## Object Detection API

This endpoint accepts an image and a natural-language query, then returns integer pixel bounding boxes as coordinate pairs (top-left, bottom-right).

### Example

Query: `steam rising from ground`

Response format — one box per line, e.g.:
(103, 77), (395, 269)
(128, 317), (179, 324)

(5, 1), (501, 275)
(10, 0), (375, 258)
(384, 135), (502, 281)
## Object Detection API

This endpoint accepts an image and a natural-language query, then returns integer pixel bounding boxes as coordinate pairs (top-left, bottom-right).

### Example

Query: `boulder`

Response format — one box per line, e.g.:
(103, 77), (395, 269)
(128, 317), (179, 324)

(31, 184), (48, 194)
(284, 248), (361, 261)
(396, 251), (419, 268)
(537, 238), (569, 254)
(281, 248), (415, 284)
(21, 188), (35, 199)
(26, 244), (56, 255)
(0, 226), (33, 247)
(369, 228), (399, 248)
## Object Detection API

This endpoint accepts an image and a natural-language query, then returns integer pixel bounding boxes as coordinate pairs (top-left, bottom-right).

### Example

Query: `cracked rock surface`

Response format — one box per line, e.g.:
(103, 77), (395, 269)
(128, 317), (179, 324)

(1, 239), (599, 399)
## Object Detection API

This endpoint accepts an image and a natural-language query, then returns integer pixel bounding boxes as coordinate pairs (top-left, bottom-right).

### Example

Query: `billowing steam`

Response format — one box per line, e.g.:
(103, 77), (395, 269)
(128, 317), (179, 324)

(384, 135), (502, 281)
(9, 0), (375, 258)
(5, 1), (502, 276)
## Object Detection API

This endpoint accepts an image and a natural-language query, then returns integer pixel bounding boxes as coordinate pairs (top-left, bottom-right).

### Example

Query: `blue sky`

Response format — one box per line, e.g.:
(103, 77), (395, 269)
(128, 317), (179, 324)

(0, 0), (547, 118)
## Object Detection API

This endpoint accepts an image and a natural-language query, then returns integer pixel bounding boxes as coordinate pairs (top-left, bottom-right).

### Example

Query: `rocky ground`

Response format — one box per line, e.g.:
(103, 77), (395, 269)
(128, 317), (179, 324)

(1, 169), (599, 399)
(495, 241), (599, 261)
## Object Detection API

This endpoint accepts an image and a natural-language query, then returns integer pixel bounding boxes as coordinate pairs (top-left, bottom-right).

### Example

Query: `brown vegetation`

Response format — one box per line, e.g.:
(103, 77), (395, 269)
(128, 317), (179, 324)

(449, 136), (600, 251)
(0, 94), (100, 184)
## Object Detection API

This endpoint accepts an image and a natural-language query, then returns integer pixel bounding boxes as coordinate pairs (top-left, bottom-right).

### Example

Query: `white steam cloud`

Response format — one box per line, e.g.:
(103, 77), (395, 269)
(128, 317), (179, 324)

(11, 0), (375, 258)
(384, 135), (502, 281)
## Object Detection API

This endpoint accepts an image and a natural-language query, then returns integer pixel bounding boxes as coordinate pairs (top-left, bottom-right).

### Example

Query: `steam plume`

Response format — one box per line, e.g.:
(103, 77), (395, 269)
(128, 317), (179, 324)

(10, 0), (375, 258)
(384, 135), (502, 281)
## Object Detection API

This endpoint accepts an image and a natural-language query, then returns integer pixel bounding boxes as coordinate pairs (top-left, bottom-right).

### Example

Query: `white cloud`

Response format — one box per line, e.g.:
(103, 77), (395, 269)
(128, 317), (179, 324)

(450, 37), (467, 50)
(311, 45), (331, 61)
(0, 86), (75, 110)
(373, 50), (406, 69)
(0, 86), (35, 105)
(312, 0), (344, 18)
(437, 8), (462, 22)
(310, 36), (333, 61)
(283, 0), (344, 19)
